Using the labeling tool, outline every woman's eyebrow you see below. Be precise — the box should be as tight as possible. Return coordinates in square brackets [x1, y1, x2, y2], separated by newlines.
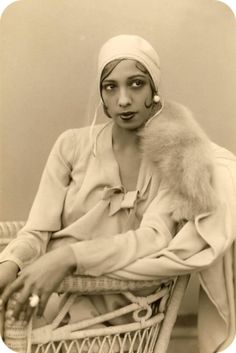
[102, 79, 116, 83]
[103, 74, 147, 83]
[128, 74, 147, 79]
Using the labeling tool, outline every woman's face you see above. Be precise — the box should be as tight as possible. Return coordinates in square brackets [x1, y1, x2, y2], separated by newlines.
[101, 60, 154, 130]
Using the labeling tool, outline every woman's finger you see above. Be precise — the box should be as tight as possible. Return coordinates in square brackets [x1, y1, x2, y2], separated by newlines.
[0, 276, 24, 306]
[1, 276, 36, 321]
[25, 292, 50, 322]
[25, 301, 36, 322]
[11, 284, 40, 320]
[4, 295, 26, 325]
[11, 294, 29, 320]
[6, 301, 28, 324]
[37, 292, 51, 317]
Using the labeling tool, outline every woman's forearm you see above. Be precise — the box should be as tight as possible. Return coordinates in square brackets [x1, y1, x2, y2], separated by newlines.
[49, 245, 77, 274]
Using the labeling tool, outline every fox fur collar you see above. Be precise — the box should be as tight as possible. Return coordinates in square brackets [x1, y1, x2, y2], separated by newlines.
[139, 100, 217, 221]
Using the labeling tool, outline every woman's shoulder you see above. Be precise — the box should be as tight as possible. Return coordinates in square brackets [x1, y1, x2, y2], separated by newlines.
[52, 124, 109, 163]
[55, 124, 108, 148]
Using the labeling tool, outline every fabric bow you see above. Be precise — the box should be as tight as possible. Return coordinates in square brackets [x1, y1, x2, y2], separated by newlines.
[101, 186, 139, 216]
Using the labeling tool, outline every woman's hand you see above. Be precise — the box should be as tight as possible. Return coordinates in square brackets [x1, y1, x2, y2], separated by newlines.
[0, 246, 76, 323]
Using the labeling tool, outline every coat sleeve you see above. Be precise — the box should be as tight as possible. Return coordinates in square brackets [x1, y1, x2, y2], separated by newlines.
[110, 156, 236, 280]
[0, 130, 75, 270]
[69, 185, 177, 276]
[70, 155, 236, 280]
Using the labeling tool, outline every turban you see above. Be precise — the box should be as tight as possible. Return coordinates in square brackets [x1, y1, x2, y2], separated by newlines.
[98, 34, 161, 91]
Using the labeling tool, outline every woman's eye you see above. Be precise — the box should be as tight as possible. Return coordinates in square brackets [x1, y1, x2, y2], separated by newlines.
[131, 80, 144, 88]
[103, 84, 116, 91]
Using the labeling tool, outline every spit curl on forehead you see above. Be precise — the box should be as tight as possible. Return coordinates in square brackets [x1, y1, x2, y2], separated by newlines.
[100, 59, 160, 118]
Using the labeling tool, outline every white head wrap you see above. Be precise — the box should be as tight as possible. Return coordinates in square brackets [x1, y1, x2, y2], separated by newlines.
[98, 34, 161, 92]
[90, 35, 162, 155]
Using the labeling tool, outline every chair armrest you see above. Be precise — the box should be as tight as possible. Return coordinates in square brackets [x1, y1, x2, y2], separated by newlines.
[0, 221, 25, 251]
[58, 275, 166, 294]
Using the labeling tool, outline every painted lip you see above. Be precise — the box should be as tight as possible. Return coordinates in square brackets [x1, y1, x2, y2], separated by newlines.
[119, 111, 137, 120]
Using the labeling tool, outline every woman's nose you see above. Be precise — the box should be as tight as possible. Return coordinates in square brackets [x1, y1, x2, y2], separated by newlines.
[118, 88, 131, 107]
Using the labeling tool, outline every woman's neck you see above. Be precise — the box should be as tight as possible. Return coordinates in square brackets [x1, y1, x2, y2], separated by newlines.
[112, 124, 139, 151]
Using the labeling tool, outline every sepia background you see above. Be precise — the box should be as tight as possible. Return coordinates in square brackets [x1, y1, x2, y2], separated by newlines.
[1, 0, 236, 315]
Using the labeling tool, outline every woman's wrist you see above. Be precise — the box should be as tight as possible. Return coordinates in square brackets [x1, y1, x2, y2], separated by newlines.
[1, 260, 20, 273]
[55, 246, 77, 273]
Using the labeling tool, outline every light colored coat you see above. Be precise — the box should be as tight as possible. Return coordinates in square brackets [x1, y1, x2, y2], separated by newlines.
[127, 100, 236, 353]
[1, 100, 236, 352]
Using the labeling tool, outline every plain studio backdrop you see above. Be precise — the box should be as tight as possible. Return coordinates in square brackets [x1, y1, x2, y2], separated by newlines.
[0, 0, 236, 316]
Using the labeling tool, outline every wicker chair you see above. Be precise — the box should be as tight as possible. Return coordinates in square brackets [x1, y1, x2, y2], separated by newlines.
[0, 221, 189, 353]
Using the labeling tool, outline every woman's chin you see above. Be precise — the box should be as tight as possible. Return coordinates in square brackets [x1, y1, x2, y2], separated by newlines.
[114, 117, 145, 131]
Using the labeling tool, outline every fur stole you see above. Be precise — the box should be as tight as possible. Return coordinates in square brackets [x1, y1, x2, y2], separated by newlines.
[139, 101, 217, 221]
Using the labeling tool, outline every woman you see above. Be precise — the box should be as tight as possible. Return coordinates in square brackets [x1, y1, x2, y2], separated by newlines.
[0, 34, 236, 353]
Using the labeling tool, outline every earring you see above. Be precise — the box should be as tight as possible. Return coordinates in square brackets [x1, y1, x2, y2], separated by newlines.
[153, 95, 160, 103]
